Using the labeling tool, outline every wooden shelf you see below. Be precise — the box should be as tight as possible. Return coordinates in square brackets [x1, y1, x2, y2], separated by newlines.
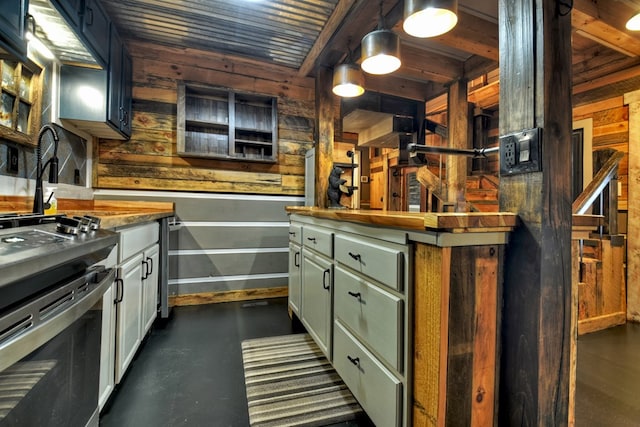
[236, 139, 273, 146]
[177, 82, 277, 162]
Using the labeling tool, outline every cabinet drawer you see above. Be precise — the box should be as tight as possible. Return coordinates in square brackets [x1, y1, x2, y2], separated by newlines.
[288, 223, 302, 245]
[303, 225, 333, 258]
[333, 322, 402, 427]
[334, 267, 403, 371]
[334, 233, 404, 291]
[118, 222, 159, 262]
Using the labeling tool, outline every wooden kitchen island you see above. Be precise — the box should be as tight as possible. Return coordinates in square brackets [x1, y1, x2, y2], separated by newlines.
[286, 207, 517, 427]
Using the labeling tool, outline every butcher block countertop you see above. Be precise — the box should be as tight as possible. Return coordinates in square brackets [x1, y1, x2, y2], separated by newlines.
[60, 200, 174, 229]
[0, 197, 174, 229]
[285, 206, 518, 233]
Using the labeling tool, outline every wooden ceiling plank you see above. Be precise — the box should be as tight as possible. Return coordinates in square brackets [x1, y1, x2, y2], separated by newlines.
[398, 45, 464, 83]
[298, 0, 359, 77]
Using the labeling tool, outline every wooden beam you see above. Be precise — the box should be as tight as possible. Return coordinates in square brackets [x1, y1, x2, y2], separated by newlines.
[315, 67, 335, 208]
[393, 10, 499, 61]
[624, 89, 640, 321]
[572, 0, 640, 57]
[573, 64, 640, 95]
[498, 0, 573, 425]
[447, 79, 470, 210]
[298, 0, 358, 77]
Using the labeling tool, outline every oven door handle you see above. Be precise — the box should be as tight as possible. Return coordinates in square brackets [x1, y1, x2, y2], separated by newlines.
[0, 266, 116, 372]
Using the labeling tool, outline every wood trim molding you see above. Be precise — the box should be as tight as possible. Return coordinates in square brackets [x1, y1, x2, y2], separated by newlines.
[169, 286, 288, 306]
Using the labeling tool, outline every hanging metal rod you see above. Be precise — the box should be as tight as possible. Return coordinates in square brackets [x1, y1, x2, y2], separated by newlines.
[407, 143, 500, 158]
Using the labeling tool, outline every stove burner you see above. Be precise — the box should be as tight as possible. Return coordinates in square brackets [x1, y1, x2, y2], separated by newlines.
[56, 217, 81, 235]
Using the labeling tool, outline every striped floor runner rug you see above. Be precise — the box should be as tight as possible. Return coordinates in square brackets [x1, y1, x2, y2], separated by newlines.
[241, 333, 363, 427]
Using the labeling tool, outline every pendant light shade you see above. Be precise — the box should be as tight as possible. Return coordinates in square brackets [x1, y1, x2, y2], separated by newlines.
[332, 63, 365, 97]
[403, 0, 458, 38]
[627, 12, 640, 31]
[360, 29, 401, 75]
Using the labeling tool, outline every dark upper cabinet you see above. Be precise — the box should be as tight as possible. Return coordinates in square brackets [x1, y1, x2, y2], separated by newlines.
[51, 0, 110, 66]
[51, 0, 82, 30]
[59, 23, 132, 139]
[0, 0, 29, 60]
[82, 0, 110, 65]
[107, 26, 132, 137]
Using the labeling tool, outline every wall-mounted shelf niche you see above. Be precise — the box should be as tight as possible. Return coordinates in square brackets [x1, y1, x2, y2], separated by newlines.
[177, 83, 278, 162]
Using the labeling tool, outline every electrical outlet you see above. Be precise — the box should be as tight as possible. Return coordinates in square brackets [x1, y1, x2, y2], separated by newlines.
[503, 139, 516, 169]
[8, 146, 19, 174]
[499, 128, 542, 176]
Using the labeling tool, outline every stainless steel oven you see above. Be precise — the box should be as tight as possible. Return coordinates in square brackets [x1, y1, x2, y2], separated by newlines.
[0, 214, 117, 427]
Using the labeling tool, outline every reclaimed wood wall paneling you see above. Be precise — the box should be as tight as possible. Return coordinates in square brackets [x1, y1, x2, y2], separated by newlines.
[96, 41, 315, 195]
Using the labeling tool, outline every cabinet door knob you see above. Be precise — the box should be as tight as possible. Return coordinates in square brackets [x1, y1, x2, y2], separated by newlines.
[146, 256, 153, 276]
[348, 291, 361, 300]
[347, 355, 360, 366]
[294, 251, 300, 268]
[348, 252, 361, 261]
[322, 268, 330, 290]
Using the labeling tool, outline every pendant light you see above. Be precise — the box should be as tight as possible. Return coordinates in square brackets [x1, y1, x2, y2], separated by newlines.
[333, 63, 365, 97]
[333, 41, 365, 97]
[403, 0, 459, 38]
[627, 12, 640, 31]
[360, 2, 401, 75]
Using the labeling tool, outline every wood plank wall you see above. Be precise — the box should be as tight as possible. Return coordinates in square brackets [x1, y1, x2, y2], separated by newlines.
[94, 41, 316, 195]
[573, 96, 629, 210]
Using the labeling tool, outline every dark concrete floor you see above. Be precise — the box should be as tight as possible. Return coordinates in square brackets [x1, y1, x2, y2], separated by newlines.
[100, 299, 640, 426]
[100, 298, 294, 427]
[575, 322, 640, 426]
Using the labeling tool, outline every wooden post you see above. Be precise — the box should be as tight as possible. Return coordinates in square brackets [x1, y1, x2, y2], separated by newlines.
[447, 79, 470, 211]
[498, 0, 573, 425]
[315, 67, 334, 208]
[624, 89, 640, 320]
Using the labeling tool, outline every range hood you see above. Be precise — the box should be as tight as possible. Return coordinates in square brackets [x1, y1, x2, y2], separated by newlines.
[29, 0, 98, 66]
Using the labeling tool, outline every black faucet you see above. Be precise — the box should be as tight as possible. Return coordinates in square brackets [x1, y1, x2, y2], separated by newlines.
[32, 124, 60, 214]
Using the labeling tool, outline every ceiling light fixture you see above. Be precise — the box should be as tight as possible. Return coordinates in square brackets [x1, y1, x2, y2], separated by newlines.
[333, 64, 365, 98]
[627, 12, 640, 31]
[360, 2, 401, 75]
[333, 41, 365, 98]
[403, 0, 458, 38]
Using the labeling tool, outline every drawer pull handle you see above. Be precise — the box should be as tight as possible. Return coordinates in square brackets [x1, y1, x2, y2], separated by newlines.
[348, 252, 361, 261]
[322, 268, 331, 290]
[348, 291, 361, 300]
[307, 237, 316, 243]
[294, 251, 300, 267]
[289, 231, 296, 236]
[347, 355, 360, 366]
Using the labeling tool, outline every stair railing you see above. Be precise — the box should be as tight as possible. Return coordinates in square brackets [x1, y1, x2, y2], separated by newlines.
[572, 150, 624, 235]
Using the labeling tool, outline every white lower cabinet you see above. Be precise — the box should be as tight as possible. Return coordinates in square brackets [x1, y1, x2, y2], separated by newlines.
[288, 214, 409, 426]
[114, 221, 160, 384]
[301, 248, 332, 359]
[115, 252, 144, 382]
[141, 243, 159, 335]
[333, 322, 402, 427]
[288, 243, 302, 315]
[98, 266, 117, 410]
